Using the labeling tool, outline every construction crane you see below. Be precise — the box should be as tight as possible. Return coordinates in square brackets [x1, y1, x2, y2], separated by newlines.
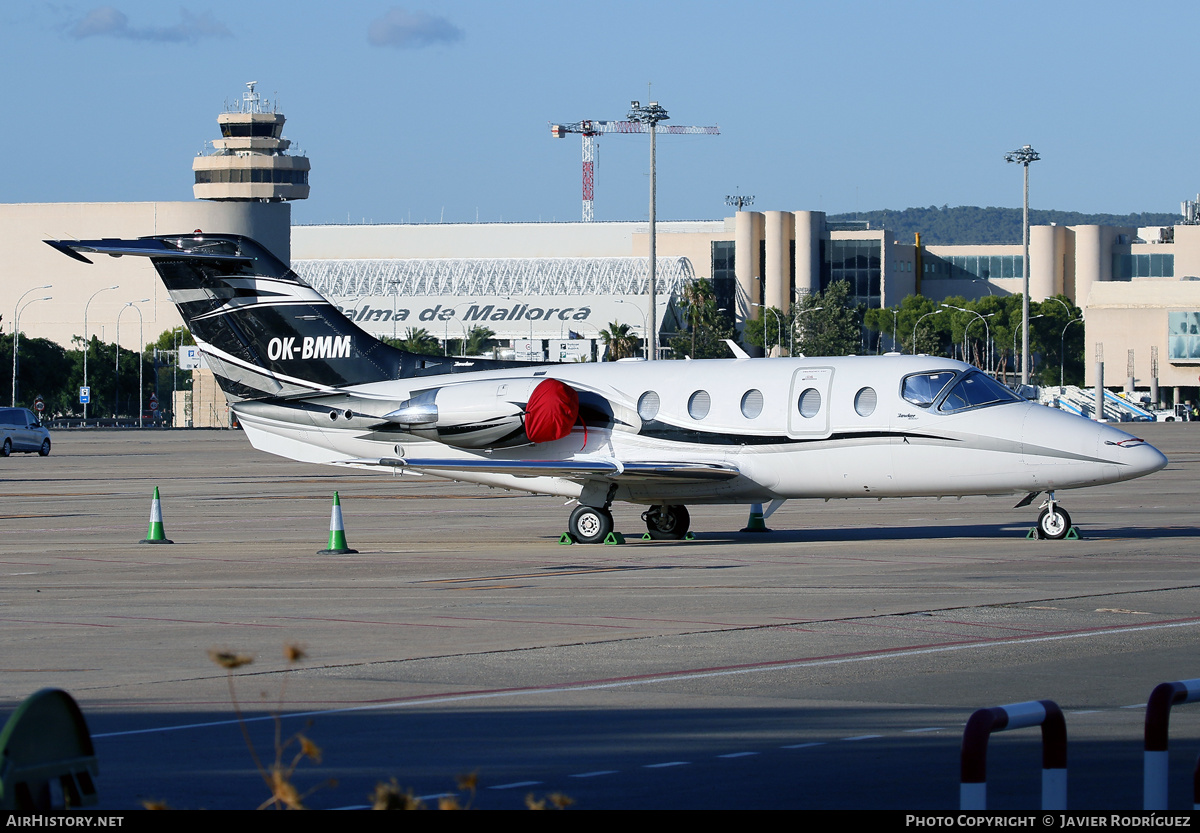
[551, 118, 719, 222]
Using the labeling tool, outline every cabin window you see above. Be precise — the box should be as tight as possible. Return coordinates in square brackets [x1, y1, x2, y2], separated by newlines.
[937, 371, 1022, 413]
[901, 371, 956, 408]
[637, 391, 660, 420]
[688, 391, 711, 420]
[797, 388, 822, 418]
[740, 389, 764, 419]
[854, 387, 877, 417]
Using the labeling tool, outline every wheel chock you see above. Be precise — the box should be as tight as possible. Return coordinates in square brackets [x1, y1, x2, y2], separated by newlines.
[603, 531, 626, 545]
[641, 531, 696, 541]
[1026, 526, 1081, 540]
[558, 532, 575, 545]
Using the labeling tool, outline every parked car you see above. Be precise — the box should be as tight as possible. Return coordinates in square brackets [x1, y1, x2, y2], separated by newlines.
[0, 408, 51, 456]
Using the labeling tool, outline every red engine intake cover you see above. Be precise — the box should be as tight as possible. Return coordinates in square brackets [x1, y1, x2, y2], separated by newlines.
[524, 378, 579, 444]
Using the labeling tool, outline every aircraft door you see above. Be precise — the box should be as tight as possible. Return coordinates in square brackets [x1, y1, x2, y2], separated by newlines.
[787, 367, 834, 438]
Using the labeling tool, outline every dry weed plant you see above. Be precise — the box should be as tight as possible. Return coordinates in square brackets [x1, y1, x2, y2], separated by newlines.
[369, 770, 572, 811]
[206, 642, 334, 810]
[525, 792, 575, 810]
[141, 643, 573, 810]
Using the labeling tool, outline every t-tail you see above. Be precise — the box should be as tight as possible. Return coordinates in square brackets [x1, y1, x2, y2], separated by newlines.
[46, 233, 524, 402]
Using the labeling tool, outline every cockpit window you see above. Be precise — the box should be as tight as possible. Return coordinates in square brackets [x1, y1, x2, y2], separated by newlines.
[937, 371, 1022, 413]
[901, 371, 956, 407]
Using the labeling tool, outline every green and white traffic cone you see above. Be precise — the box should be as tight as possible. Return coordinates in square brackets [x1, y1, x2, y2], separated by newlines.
[740, 502, 771, 533]
[140, 486, 174, 544]
[318, 491, 358, 554]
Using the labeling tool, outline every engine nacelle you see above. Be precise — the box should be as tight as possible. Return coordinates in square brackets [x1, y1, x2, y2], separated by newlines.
[384, 377, 574, 449]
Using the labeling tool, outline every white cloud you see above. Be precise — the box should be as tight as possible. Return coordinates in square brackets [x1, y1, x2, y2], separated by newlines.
[69, 6, 231, 44]
[368, 8, 463, 49]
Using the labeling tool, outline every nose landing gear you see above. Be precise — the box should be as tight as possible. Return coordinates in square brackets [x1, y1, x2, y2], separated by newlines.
[1035, 492, 1074, 540]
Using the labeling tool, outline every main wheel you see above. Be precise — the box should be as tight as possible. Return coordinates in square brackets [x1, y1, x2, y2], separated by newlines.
[1, 439, 10, 457]
[1037, 505, 1072, 540]
[569, 505, 613, 544]
[643, 504, 691, 540]
[39, 439, 50, 457]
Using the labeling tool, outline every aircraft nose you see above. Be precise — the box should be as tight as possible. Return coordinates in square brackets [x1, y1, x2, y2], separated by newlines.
[1099, 427, 1168, 481]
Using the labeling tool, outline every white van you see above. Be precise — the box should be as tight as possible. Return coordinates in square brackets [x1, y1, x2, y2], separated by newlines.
[0, 408, 51, 456]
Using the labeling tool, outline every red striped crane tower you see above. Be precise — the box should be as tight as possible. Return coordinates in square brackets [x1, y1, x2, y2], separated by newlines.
[550, 118, 719, 222]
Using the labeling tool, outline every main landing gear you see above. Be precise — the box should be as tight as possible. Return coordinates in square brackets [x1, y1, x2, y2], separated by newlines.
[1036, 492, 1073, 540]
[568, 504, 614, 544]
[642, 504, 691, 540]
[565, 503, 692, 543]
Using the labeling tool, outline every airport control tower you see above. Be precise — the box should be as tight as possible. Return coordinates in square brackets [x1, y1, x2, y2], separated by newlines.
[192, 82, 310, 202]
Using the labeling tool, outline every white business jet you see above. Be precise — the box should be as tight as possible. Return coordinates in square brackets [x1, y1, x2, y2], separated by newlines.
[47, 234, 1167, 542]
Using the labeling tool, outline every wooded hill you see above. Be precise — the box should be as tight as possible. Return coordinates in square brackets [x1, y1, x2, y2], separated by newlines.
[826, 206, 1182, 245]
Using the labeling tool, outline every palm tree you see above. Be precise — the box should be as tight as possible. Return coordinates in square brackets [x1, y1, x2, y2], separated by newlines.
[464, 326, 495, 356]
[396, 327, 439, 355]
[679, 279, 716, 359]
[599, 322, 641, 361]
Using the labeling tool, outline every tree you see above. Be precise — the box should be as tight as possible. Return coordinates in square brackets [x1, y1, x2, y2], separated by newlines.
[740, 311, 780, 353]
[389, 327, 440, 355]
[465, 325, 496, 356]
[669, 279, 736, 359]
[793, 281, 863, 357]
[0, 334, 73, 413]
[599, 322, 641, 361]
[1031, 295, 1085, 386]
[742, 283, 864, 357]
[150, 327, 195, 351]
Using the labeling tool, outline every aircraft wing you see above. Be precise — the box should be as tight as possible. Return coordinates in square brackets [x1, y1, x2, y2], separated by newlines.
[339, 457, 740, 482]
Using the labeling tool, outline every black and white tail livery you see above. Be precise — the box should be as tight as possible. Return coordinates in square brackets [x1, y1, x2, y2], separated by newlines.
[48, 232, 1166, 544]
[46, 233, 517, 402]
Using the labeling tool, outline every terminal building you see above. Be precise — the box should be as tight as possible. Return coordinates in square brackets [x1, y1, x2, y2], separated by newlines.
[2, 84, 1199, 418]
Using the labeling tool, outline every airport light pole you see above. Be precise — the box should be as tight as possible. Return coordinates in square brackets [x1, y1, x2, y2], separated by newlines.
[725, 192, 754, 211]
[628, 99, 669, 362]
[116, 300, 148, 421]
[911, 308, 944, 355]
[615, 299, 648, 359]
[753, 303, 783, 356]
[388, 280, 400, 341]
[1005, 144, 1040, 386]
[439, 301, 474, 356]
[942, 304, 994, 370]
[12, 294, 51, 407]
[1014, 314, 1044, 380]
[1045, 295, 1075, 320]
[1061, 317, 1082, 388]
[83, 285, 119, 421]
[13, 284, 51, 396]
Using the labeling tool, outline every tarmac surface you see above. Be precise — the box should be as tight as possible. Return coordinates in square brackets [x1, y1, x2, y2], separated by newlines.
[1, 423, 1199, 810]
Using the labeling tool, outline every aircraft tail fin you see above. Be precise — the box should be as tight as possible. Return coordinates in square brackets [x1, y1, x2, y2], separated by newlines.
[46, 233, 520, 401]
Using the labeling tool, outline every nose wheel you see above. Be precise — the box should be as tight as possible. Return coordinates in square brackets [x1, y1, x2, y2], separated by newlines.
[1035, 494, 1073, 540]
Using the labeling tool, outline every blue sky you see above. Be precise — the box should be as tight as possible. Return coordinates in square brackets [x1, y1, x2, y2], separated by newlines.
[3, 1, 1197, 226]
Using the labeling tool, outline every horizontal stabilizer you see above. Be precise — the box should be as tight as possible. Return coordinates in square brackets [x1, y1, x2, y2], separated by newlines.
[44, 237, 254, 264]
